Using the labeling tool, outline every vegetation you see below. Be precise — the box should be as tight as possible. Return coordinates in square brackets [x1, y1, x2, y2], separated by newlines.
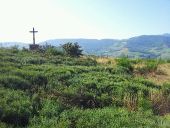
[62, 42, 83, 57]
[0, 46, 170, 128]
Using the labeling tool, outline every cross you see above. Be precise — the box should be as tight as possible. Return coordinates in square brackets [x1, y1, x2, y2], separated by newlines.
[29, 27, 38, 45]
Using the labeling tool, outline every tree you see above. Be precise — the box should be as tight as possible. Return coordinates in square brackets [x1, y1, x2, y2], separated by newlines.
[62, 42, 83, 57]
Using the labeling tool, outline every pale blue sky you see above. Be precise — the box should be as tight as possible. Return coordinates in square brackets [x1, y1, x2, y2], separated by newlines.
[0, 0, 170, 43]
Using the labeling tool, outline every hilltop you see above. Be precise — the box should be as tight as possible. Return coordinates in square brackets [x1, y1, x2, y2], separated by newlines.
[0, 47, 170, 127]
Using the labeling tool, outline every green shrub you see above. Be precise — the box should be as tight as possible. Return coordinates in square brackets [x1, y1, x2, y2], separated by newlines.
[29, 99, 65, 128]
[57, 107, 161, 128]
[40, 99, 65, 118]
[74, 58, 97, 66]
[145, 60, 159, 72]
[11, 46, 19, 53]
[136, 60, 160, 74]
[0, 88, 32, 126]
[29, 116, 59, 128]
[138, 99, 152, 111]
[0, 122, 13, 128]
[134, 78, 160, 89]
[116, 58, 133, 73]
[112, 66, 130, 74]
[0, 75, 31, 90]
[21, 57, 46, 65]
[2, 56, 20, 63]
[162, 83, 170, 96]
[31, 93, 43, 116]
[167, 59, 170, 63]
[62, 42, 83, 57]
[45, 47, 64, 56]
[14, 70, 48, 89]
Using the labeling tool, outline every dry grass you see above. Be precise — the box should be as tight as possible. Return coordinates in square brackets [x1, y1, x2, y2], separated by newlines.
[151, 91, 170, 115]
[96, 57, 170, 85]
[96, 57, 116, 66]
[133, 61, 170, 85]
[146, 64, 170, 85]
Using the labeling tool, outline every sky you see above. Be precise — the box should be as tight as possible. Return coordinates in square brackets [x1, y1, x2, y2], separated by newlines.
[0, 0, 170, 43]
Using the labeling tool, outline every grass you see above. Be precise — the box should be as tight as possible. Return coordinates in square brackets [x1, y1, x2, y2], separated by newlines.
[143, 64, 170, 85]
[0, 48, 170, 127]
[96, 57, 116, 66]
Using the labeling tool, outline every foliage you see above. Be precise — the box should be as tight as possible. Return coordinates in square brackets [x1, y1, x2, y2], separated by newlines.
[0, 48, 170, 127]
[45, 47, 64, 56]
[57, 107, 163, 128]
[62, 42, 83, 57]
[0, 75, 31, 90]
[0, 88, 32, 127]
[116, 57, 133, 73]
[136, 59, 160, 74]
[29, 99, 65, 128]
[162, 83, 170, 96]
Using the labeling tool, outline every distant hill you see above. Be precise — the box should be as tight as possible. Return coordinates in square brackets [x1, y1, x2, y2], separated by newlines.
[0, 42, 29, 48]
[41, 34, 170, 58]
[1, 34, 170, 58]
[40, 39, 120, 55]
[125, 35, 170, 58]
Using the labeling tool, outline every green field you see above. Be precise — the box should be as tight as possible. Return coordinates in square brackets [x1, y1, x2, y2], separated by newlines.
[0, 47, 170, 128]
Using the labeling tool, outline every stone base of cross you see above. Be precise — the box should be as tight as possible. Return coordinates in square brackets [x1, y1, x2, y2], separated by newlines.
[29, 44, 39, 50]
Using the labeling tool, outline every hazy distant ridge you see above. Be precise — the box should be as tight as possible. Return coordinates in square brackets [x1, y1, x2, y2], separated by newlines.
[1, 34, 170, 58]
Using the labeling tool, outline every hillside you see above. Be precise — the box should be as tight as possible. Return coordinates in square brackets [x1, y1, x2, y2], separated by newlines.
[126, 35, 170, 58]
[1, 34, 170, 59]
[41, 34, 170, 58]
[41, 39, 120, 55]
[0, 42, 28, 48]
[0, 47, 170, 127]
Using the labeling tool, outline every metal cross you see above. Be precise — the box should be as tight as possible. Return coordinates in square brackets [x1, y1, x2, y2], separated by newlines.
[29, 27, 38, 45]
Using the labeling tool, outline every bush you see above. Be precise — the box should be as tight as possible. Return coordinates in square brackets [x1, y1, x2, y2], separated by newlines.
[162, 83, 170, 96]
[40, 99, 65, 118]
[0, 88, 32, 126]
[31, 93, 43, 116]
[10, 46, 19, 53]
[29, 99, 65, 128]
[21, 57, 46, 65]
[136, 60, 159, 74]
[74, 58, 97, 66]
[57, 107, 160, 128]
[167, 59, 170, 63]
[29, 116, 58, 128]
[45, 47, 64, 56]
[14, 70, 48, 89]
[62, 42, 83, 57]
[0, 122, 13, 128]
[145, 60, 159, 72]
[116, 58, 133, 73]
[0, 75, 31, 90]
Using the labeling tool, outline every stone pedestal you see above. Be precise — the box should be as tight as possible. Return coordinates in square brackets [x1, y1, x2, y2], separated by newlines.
[29, 44, 39, 50]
